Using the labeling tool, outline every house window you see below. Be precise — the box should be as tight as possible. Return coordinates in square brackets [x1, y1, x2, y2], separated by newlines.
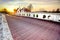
[36, 14, 38, 17]
[33, 14, 35, 17]
[43, 15, 46, 18]
[58, 20, 60, 21]
[48, 15, 50, 19]
[27, 14, 28, 16]
[29, 14, 30, 16]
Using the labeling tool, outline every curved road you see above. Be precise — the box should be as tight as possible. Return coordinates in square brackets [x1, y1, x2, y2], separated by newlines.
[6, 15, 60, 40]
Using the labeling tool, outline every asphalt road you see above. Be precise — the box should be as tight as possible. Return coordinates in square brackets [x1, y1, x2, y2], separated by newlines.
[6, 15, 60, 40]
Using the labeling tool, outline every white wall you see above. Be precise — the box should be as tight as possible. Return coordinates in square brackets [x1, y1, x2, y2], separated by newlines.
[16, 11, 60, 22]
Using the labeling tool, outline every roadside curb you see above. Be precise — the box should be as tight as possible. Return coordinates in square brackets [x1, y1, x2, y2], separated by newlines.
[0, 13, 3, 40]
[2, 14, 13, 40]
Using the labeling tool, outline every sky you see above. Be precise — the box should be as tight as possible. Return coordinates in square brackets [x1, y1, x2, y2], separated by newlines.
[0, 0, 60, 12]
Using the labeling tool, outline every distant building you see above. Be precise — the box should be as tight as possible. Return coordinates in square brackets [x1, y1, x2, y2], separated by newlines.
[16, 7, 31, 13]
[21, 7, 31, 12]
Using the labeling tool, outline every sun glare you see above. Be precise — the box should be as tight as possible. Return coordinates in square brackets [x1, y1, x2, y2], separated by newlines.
[7, 8, 14, 12]
[5, 6, 18, 12]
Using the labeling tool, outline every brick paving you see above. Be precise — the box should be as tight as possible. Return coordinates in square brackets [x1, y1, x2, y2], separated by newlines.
[6, 15, 60, 40]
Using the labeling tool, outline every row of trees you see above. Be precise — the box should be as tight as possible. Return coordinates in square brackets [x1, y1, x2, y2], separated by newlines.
[40, 8, 60, 13]
[26, 4, 60, 13]
[52, 8, 60, 13]
[22, 4, 60, 13]
[0, 8, 8, 14]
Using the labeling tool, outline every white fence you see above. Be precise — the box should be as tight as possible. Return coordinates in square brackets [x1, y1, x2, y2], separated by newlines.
[16, 12, 60, 22]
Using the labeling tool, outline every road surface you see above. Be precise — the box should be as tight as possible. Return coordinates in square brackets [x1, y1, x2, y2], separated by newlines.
[6, 15, 60, 40]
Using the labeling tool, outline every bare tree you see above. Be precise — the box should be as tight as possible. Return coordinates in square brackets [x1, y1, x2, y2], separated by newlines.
[56, 8, 60, 13]
[27, 4, 33, 12]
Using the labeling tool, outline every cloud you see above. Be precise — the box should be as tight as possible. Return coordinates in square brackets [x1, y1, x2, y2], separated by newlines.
[0, 0, 60, 8]
[0, 0, 25, 4]
[2, 0, 59, 5]
[26, 0, 60, 2]
[0, 0, 60, 5]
